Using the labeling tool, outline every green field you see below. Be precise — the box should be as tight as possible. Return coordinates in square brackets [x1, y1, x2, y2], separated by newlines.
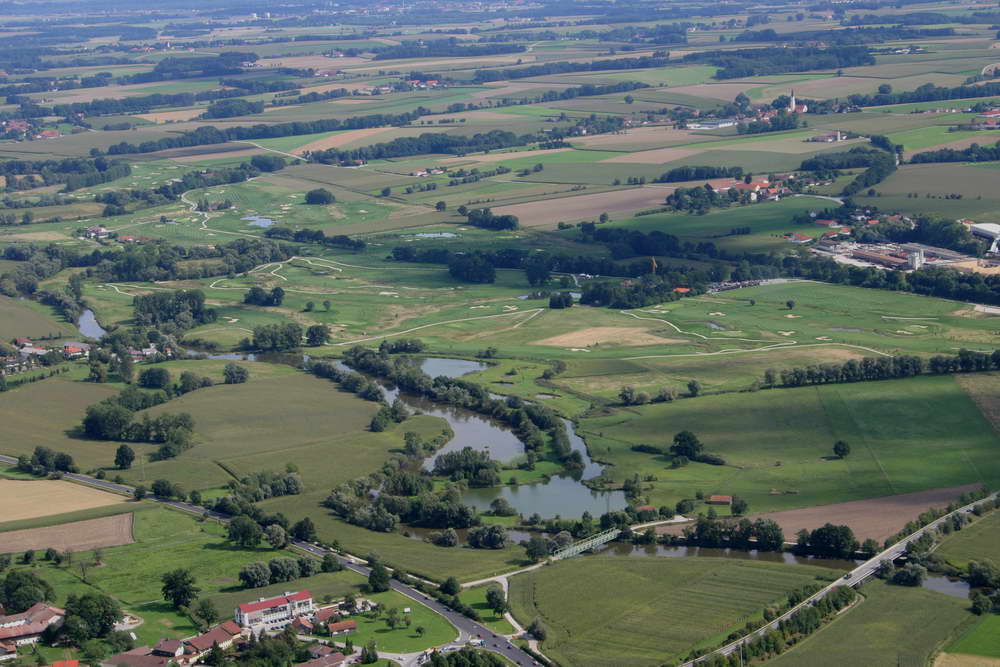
[936, 508, 1000, 568]
[946, 614, 1000, 659]
[769, 581, 973, 667]
[508, 556, 836, 666]
[0, 295, 77, 340]
[579, 373, 1000, 512]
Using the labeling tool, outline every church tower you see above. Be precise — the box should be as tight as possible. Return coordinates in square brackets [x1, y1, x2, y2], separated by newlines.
[788, 90, 796, 113]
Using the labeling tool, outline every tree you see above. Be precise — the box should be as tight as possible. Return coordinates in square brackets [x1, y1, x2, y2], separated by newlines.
[380, 187, 391, 197]
[133, 485, 147, 500]
[118, 355, 134, 384]
[360, 640, 378, 664]
[384, 607, 401, 630]
[524, 536, 549, 562]
[305, 188, 335, 205]
[528, 618, 547, 641]
[687, 379, 701, 397]
[161, 569, 199, 609]
[807, 524, 859, 559]
[786, 299, 796, 310]
[193, 599, 218, 627]
[114, 445, 135, 470]
[833, 440, 851, 459]
[304, 301, 314, 312]
[435, 201, 446, 211]
[290, 517, 316, 542]
[223, 363, 249, 384]
[238, 562, 271, 589]
[321, 553, 341, 573]
[670, 430, 703, 459]
[440, 576, 460, 596]
[323, 300, 332, 312]
[485, 587, 508, 616]
[264, 524, 288, 549]
[227, 516, 263, 548]
[63, 592, 122, 641]
[138, 367, 171, 390]
[368, 563, 391, 593]
[731, 497, 749, 515]
[306, 325, 330, 347]
[415, 626, 425, 637]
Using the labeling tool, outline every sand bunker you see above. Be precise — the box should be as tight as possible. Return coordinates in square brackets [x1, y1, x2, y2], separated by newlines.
[533, 327, 685, 347]
[778, 331, 796, 336]
[785, 314, 801, 319]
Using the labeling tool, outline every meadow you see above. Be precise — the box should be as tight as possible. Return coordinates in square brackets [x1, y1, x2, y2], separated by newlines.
[508, 556, 837, 666]
[769, 581, 973, 667]
[945, 614, 1000, 660]
[935, 508, 1000, 568]
[578, 373, 1000, 512]
[0, 295, 78, 339]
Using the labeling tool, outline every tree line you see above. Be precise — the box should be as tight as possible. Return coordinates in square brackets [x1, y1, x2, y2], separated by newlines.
[682, 45, 874, 79]
[373, 38, 525, 60]
[734, 25, 954, 45]
[470, 55, 670, 83]
[910, 138, 1000, 164]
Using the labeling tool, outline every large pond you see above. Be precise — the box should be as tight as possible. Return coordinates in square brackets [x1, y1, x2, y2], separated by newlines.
[77, 309, 107, 339]
[343, 357, 627, 518]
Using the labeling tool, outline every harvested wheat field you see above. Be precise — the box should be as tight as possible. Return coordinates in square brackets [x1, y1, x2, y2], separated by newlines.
[573, 126, 699, 149]
[0, 513, 135, 553]
[935, 654, 1000, 667]
[658, 483, 984, 543]
[603, 147, 701, 164]
[492, 186, 673, 228]
[533, 327, 685, 347]
[0, 479, 127, 522]
[259, 55, 369, 69]
[294, 127, 399, 154]
[442, 147, 573, 165]
[136, 109, 206, 123]
[172, 147, 266, 163]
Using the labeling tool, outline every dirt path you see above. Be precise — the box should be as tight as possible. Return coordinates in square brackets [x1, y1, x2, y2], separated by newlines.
[0, 513, 134, 552]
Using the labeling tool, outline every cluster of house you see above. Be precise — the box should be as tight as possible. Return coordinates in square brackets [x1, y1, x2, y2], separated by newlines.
[82, 226, 152, 244]
[0, 120, 60, 140]
[408, 167, 446, 177]
[93, 591, 374, 667]
[0, 603, 67, 661]
[704, 176, 793, 203]
[807, 130, 846, 143]
[2, 338, 92, 370]
[687, 92, 807, 130]
[969, 109, 1000, 130]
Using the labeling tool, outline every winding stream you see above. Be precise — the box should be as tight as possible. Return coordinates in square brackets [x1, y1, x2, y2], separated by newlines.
[341, 357, 626, 519]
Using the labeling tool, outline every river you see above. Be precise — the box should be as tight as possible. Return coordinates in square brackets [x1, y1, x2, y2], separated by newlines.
[76, 309, 107, 339]
[340, 356, 627, 519]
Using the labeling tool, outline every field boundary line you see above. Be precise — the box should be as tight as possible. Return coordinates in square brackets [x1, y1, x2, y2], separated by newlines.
[331, 308, 545, 346]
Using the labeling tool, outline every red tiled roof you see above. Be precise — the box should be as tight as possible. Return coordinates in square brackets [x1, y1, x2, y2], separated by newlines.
[0, 603, 64, 640]
[53, 661, 79, 667]
[298, 653, 346, 667]
[635, 505, 656, 512]
[186, 623, 241, 653]
[673, 287, 691, 294]
[708, 495, 733, 503]
[287, 591, 312, 602]
[327, 620, 357, 633]
[314, 607, 340, 623]
[238, 592, 305, 615]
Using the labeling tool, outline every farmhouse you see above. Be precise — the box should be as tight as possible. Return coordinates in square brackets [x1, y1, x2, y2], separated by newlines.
[0, 603, 65, 646]
[298, 653, 347, 667]
[235, 591, 314, 634]
[184, 620, 243, 656]
[0, 642, 15, 663]
[707, 495, 733, 505]
[326, 620, 357, 636]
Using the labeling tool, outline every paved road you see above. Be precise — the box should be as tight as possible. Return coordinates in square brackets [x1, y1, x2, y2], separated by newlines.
[0, 455, 539, 667]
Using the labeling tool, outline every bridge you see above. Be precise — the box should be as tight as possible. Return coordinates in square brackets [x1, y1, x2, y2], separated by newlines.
[550, 527, 621, 560]
[680, 491, 999, 666]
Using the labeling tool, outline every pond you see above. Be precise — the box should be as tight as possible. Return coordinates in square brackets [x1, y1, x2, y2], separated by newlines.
[411, 232, 458, 238]
[921, 574, 970, 599]
[77, 309, 107, 339]
[242, 215, 276, 228]
[342, 357, 627, 518]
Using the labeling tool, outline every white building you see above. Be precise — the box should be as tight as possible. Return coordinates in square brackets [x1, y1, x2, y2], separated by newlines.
[235, 591, 314, 634]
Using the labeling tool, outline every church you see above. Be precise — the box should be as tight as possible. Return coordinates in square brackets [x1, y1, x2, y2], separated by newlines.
[788, 91, 808, 114]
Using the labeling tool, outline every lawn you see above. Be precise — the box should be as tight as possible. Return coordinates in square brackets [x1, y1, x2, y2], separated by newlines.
[508, 556, 836, 666]
[946, 613, 1000, 659]
[579, 373, 1000, 512]
[459, 585, 516, 635]
[936, 508, 1000, 568]
[769, 581, 973, 667]
[328, 589, 458, 653]
[0, 295, 78, 340]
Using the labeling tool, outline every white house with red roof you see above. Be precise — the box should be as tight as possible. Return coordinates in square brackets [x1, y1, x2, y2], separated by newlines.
[0, 603, 65, 646]
[235, 591, 314, 634]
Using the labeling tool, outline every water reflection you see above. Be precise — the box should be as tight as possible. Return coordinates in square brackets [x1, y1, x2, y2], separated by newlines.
[921, 575, 971, 599]
[77, 309, 107, 339]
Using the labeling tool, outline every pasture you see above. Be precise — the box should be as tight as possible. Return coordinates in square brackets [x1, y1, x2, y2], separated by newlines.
[769, 581, 972, 667]
[936, 508, 1000, 568]
[508, 556, 836, 666]
[946, 614, 1000, 660]
[579, 374, 1000, 512]
[0, 295, 77, 339]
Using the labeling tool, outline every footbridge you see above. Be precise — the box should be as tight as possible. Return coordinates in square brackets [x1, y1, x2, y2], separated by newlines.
[550, 528, 621, 560]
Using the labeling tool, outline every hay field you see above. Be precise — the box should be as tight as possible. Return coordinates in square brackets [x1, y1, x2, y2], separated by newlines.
[533, 327, 686, 347]
[509, 556, 836, 666]
[135, 108, 206, 123]
[0, 513, 134, 553]
[603, 147, 702, 164]
[0, 479, 127, 522]
[491, 186, 672, 227]
[0, 295, 75, 339]
[769, 581, 971, 667]
[294, 126, 401, 154]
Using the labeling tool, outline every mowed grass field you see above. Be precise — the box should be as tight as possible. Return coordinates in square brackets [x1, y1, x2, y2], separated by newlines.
[946, 614, 1000, 660]
[936, 508, 1000, 568]
[508, 556, 836, 666]
[769, 581, 973, 667]
[0, 295, 77, 339]
[579, 373, 1000, 513]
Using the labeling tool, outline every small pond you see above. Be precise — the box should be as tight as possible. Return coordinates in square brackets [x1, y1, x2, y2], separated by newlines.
[412, 232, 458, 238]
[921, 575, 971, 599]
[77, 309, 107, 339]
[242, 215, 276, 228]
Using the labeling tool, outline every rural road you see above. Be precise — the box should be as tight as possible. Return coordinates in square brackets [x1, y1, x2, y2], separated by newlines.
[0, 455, 540, 667]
